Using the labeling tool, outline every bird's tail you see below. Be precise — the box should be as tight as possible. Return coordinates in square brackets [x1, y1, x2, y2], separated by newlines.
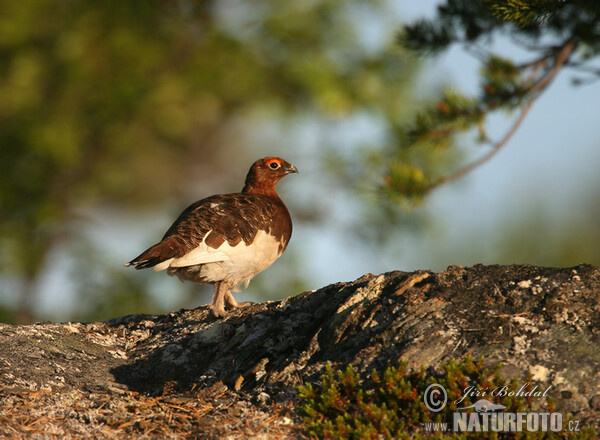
[124, 239, 179, 270]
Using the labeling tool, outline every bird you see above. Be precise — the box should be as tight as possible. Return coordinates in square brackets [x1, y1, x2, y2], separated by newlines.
[125, 157, 298, 318]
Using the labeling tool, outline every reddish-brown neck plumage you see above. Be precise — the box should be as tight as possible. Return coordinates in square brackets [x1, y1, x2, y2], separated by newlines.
[241, 157, 296, 197]
[242, 175, 281, 197]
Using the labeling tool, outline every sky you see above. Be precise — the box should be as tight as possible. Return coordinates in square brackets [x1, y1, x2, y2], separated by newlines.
[25, 0, 600, 318]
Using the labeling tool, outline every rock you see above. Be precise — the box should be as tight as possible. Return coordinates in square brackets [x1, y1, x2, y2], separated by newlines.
[1, 264, 599, 438]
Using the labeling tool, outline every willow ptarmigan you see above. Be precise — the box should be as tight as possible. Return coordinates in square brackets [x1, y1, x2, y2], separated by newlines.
[125, 157, 298, 318]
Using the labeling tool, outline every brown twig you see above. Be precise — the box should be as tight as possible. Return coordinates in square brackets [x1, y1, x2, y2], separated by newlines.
[431, 39, 577, 190]
[431, 100, 534, 189]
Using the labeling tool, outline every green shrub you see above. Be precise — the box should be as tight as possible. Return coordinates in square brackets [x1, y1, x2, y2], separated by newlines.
[298, 356, 596, 439]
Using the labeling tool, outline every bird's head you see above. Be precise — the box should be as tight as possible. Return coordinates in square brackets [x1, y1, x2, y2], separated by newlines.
[242, 157, 298, 196]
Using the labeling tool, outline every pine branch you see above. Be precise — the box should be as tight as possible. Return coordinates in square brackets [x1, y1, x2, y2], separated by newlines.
[391, 0, 600, 202]
[430, 100, 534, 189]
[430, 39, 577, 190]
[488, 0, 567, 27]
[527, 39, 577, 93]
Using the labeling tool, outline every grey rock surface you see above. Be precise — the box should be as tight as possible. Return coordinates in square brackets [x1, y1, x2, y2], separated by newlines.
[1, 264, 599, 438]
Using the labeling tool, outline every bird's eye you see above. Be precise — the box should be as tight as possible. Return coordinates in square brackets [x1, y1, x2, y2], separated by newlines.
[268, 161, 280, 169]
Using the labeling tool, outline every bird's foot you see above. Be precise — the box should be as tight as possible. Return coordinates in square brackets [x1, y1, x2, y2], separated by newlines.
[232, 300, 254, 309]
[208, 301, 253, 319]
[224, 290, 254, 310]
[208, 303, 228, 319]
[208, 283, 254, 318]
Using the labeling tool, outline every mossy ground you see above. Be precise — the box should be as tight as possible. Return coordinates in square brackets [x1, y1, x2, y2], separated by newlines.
[298, 356, 596, 439]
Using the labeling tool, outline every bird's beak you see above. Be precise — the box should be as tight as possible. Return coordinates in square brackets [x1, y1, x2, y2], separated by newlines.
[286, 164, 299, 174]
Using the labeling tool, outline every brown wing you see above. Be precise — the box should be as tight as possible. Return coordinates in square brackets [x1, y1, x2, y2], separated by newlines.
[125, 193, 292, 270]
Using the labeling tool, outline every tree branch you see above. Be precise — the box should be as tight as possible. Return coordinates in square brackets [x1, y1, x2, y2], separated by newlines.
[430, 39, 577, 190]
[430, 100, 534, 190]
[527, 39, 577, 94]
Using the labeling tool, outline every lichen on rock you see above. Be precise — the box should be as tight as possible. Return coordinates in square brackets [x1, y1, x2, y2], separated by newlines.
[0, 264, 599, 438]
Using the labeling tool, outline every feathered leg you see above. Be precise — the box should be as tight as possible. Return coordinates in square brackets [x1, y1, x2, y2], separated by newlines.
[209, 282, 229, 318]
[209, 282, 254, 317]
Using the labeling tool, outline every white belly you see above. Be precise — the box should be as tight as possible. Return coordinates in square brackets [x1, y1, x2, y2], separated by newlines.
[156, 230, 284, 288]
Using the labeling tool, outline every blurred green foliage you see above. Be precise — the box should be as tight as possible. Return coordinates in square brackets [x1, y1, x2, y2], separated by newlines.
[0, 0, 418, 322]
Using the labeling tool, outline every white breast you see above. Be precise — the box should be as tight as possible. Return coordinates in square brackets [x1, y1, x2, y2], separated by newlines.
[153, 230, 284, 288]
